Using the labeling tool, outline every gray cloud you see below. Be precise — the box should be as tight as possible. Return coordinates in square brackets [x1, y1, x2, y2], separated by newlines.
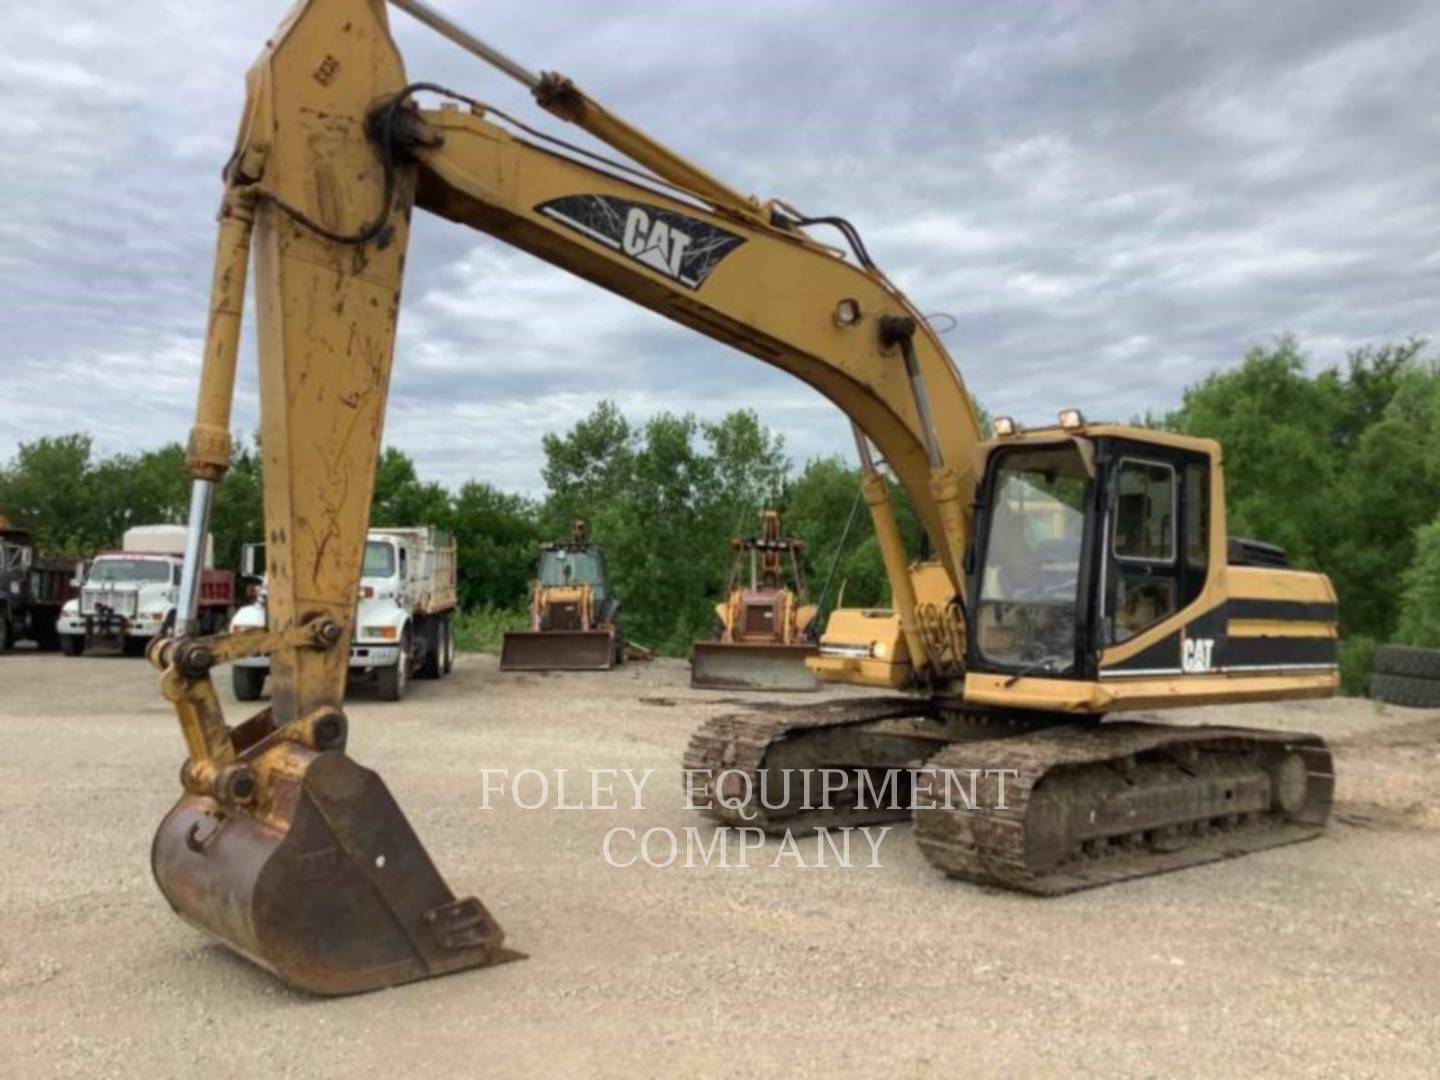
[2, 0, 1436, 492]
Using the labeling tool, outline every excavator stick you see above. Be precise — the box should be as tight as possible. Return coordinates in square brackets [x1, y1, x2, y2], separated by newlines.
[153, 0, 511, 994]
[689, 642, 819, 692]
[500, 628, 617, 671]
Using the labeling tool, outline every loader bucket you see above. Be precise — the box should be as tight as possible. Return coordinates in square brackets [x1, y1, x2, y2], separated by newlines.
[689, 642, 821, 692]
[152, 741, 513, 996]
[499, 629, 617, 671]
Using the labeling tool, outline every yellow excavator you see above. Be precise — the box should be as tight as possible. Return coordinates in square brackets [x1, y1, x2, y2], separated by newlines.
[152, 0, 1338, 995]
[500, 520, 623, 671]
[691, 510, 820, 692]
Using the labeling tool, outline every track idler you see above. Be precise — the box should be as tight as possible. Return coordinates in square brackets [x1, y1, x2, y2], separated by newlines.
[151, 695, 512, 994]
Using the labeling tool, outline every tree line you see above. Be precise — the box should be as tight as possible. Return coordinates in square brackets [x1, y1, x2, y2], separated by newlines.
[2, 336, 1436, 681]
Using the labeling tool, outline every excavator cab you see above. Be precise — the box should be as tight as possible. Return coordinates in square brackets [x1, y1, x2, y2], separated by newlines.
[968, 423, 1217, 683]
[965, 416, 1337, 713]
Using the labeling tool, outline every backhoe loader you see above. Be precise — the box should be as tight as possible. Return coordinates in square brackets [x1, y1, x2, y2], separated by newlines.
[153, 0, 1337, 995]
[500, 520, 623, 671]
[691, 510, 820, 692]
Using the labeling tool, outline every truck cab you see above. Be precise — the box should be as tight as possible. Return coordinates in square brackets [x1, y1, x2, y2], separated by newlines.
[230, 527, 457, 702]
[59, 553, 182, 656]
[0, 525, 78, 652]
[58, 526, 233, 657]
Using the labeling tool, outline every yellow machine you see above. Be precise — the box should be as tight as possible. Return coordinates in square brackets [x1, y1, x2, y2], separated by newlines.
[500, 520, 623, 671]
[153, 0, 1337, 995]
[691, 510, 820, 692]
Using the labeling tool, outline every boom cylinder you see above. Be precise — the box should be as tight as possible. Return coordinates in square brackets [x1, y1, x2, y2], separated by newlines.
[176, 190, 255, 637]
[186, 190, 255, 482]
[852, 425, 930, 677]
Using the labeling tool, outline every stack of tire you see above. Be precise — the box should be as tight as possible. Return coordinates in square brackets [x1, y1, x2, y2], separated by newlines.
[1370, 645, 1440, 708]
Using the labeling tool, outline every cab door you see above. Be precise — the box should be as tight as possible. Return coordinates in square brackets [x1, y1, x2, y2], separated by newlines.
[1099, 445, 1211, 652]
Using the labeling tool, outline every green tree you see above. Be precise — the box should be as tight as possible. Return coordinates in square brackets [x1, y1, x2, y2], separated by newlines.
[371, 447, 450, 528]
[782, 456, 922, 613]
[212, 439, 265, 572]
[539, 400, 634, 534]
[1396, 514, 1440, 648]
[0, 434, 99, 552]
[450, 481, 539, 609]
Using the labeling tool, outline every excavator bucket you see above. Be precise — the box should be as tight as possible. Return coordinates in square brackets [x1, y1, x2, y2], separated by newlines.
[499, 628, 617, 671]
[152, 740, 514, 996]
[689, 642, 820, 692]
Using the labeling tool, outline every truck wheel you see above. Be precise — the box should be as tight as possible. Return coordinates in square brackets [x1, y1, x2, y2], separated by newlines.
[123, 636, 148, 658]
[34, 614, 61, 652]
[441, 616, 454, 676]
[60, 634, 85, 657]
[1371, 671, 1440, 709]
[377, 629, 411, 701]
[0, 614, 12, 653]
[233, 665, 266, 702]
[1373, 644, 1440, 680]
[417, 617, 442, 680]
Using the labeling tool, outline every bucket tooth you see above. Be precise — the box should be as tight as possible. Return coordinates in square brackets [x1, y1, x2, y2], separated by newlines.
[152, 742, 514, 996]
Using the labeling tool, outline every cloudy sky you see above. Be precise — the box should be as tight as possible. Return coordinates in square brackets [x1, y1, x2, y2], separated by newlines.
[3, 0, 1437, 492]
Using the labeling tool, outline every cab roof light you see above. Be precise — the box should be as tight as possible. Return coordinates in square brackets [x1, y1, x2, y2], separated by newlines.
[1058, 408, 1086, 430]
[992, 415, 1018, 437]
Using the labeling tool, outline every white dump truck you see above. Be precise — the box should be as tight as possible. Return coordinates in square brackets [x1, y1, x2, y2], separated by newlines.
[230, 526, 458, 702]
[58, 525, 235, 657]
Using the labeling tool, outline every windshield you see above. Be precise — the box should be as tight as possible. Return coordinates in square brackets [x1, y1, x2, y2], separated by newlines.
[538, 549, 604, 590]
[976, 445, 1090, 673]
[362, 541, 397, 579]
[88, 558, 171, 584]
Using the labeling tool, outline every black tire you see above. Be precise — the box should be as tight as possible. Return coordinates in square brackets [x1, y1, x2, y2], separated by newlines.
[33, 613, 61, 652]
[0, 613, 13, 653]
[377, 629, 411, 701]
[441, 616, 454, 676]
[1372, 644, 1440, 680]
[233, 665, 266, 702]
[1370, 671, 1440, 709]
[123, 636, 148, 658]
[60, 634, 85, 657]
[417, 617, 442, 680]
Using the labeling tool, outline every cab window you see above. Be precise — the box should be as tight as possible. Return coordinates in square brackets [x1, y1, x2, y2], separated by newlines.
[1112, 460, 1175, 563]
[1108, 459, 1178, 643]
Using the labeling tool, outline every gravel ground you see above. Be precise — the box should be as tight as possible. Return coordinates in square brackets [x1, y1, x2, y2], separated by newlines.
[1, 648, 1437, 1078]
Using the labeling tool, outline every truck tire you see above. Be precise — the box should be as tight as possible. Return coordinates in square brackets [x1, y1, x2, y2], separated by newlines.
[60, 634, 85, 657]
[33, 613, 61, 652]
[123, 636, 148, 658]
[417, 616, 442, 680]
[377, 628, 411, 701]
[233, 665, 266, 702]
[0, 613, 12, 653]
[441, 616, 454, 676]
[1372, 644, 1440, 680]
[1370, 671, 1440, 709]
